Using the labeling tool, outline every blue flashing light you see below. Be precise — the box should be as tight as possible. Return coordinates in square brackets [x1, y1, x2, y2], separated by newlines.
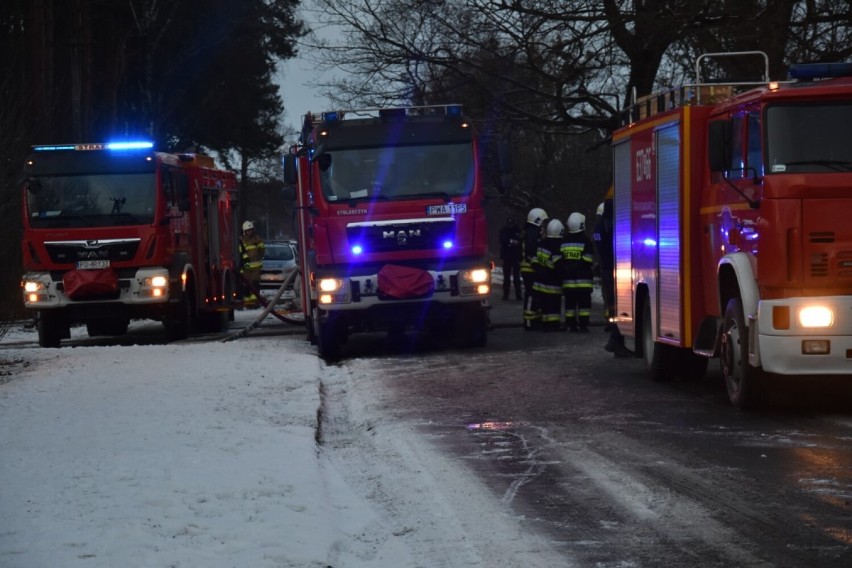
[442, 240, 454, 249]
[446, 105, 463, 117]
[643, 238, 657, 247]
[323, 111, 340, 123]
[106, 141, 154, 151]
[788, 62, 852, 80]
[351, 244, 364, 255]
[32, 144, 75, 152]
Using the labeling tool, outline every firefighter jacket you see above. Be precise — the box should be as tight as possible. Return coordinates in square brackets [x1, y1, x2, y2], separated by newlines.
[520, 223, 542, 274]
[531, 237, 564, 296]
[239, 232, 265, 279]
[560, 232, 595, 291]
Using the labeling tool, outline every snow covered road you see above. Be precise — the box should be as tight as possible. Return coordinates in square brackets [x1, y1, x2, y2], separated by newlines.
[0, 314, 562, 567]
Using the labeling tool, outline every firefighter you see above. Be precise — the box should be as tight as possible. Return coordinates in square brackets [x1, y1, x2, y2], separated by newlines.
[499, 217, 523, 301]
[532, 218, 565, 331]
[239, 220, 265, 308]
[593, 195, 632, 357]
[522, 207, 548, 329]
[561, 212, 595, 332]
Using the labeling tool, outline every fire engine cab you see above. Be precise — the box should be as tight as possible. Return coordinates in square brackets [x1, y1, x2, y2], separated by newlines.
[21, 142, 239, 347]
[612, 52, 852, 407]
[283, 105, 491, 360]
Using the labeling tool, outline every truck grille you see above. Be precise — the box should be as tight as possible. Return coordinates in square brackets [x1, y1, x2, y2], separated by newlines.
[347, 219, 456, 253]
[44, 238, 141, 264]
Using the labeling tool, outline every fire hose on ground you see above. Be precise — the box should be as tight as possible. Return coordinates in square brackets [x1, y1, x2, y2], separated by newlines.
[221, 268, 302, 342]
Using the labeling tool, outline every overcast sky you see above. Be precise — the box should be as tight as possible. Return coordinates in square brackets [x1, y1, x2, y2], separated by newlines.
[276, 0, 338, 137]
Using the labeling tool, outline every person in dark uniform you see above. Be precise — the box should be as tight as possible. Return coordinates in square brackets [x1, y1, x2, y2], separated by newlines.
[593, 195, 632, 357]
[561, 212, 595, 332]
[532, 219, 565, 331]
[499, 217, 523, 300]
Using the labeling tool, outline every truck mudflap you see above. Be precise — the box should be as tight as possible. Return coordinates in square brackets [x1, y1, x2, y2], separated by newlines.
[754, 296, 852, 375]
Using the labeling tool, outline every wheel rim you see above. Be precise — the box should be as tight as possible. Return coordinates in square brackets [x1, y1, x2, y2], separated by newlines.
[721, 317, 743, 396]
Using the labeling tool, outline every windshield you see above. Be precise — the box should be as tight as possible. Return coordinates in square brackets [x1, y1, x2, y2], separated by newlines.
[264, 243, 295, 261]
[766, 103, 852, 173]
[317, 142, 474, 202]
[26, 173, 157, 228]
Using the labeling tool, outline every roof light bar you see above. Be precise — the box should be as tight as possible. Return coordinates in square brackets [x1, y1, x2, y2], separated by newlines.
[788, 62, 852, 81]
[106, 141, 154, 150]
[31, 141, 154, 152]
[32, 145, 76, 152]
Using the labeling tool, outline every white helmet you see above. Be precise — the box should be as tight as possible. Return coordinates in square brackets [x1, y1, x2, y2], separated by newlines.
[596, 202, 605, 216]
[545, 219, 565, 239]
[526, 207, 548, 227]
[242, 220, 255, 232]
[567, 212, 585, 233]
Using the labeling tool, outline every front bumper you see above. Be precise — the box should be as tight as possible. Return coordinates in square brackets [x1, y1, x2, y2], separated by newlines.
[754, 295, 852, 375]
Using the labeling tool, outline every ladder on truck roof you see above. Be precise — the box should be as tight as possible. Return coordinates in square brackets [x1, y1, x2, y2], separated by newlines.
[622, 51, 771, 125]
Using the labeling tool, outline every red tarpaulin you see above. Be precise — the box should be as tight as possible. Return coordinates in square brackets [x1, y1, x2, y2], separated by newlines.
[377, 264, 434, 299]
[63, 269, 119, 300]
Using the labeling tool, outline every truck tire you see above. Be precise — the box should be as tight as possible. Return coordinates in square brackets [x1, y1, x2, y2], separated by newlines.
[308, 304, 318, 345]
[198, 307, 228, 333]
[720, 297, 764, 409]
[165, 291, 193, 341]
[641, 299, 676, 381]
[317, 318, 341, 361]
[37, 311, 64, 348]
[458, 308, 488, 348]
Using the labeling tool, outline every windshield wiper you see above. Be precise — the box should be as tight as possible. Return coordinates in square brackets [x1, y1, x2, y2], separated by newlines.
[784, 159, 852, 172]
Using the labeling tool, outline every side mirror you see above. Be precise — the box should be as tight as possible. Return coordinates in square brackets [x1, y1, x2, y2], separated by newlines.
[283, 155, 297, 185]
[708, 120, 731, 173]
[26, 178, 43, 193]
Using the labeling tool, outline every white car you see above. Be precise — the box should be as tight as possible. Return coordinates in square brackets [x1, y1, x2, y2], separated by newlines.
[259, 241, 298, 305]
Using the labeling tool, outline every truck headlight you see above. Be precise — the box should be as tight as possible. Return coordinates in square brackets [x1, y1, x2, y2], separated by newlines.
[318, 277, 350, 304]
[459, 268, 490, 296]
[799, 306, 833, 328]
[23, 280, 44, 293]
[22, 279, 48, 303]
[139, 272, 169, 298]
[461, 268, 489, 283]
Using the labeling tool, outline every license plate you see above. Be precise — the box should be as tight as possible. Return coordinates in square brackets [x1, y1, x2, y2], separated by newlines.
[76, 260, 110, 269]
[426, 203, 467, 215]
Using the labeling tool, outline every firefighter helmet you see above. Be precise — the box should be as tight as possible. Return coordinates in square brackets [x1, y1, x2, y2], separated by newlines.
[526, 207, 548, 227]
[596, 202, 605, 216]
[567, 212, 585, 233]
[242, 221, 254, 232]
[545, 219, 565, 239]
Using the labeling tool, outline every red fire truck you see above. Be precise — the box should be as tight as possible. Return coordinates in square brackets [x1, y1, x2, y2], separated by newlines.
[21, 141, 240, 347]
[612, 52, 852, 408]
[283, 105, 491, 360]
